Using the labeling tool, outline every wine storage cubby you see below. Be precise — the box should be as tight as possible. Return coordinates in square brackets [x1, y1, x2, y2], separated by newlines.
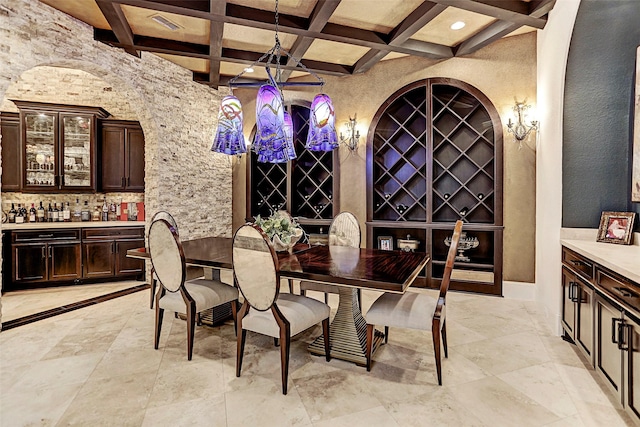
[367, 78, 503, 295]
[248, 103, 339, 226]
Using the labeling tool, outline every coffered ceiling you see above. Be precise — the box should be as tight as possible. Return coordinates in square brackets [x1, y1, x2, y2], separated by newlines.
[39, 0, 556, 88]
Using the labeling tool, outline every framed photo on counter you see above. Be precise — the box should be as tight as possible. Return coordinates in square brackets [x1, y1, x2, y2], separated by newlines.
[597, 211, 636, 245]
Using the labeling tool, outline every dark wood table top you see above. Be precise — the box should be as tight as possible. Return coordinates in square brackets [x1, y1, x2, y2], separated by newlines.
[128, 237, 429, 293]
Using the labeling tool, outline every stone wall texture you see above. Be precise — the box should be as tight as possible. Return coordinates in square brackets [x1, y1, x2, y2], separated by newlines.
[0, 0, 231, 325]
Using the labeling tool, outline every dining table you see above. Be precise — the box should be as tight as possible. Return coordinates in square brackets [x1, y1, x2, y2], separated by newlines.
[128, 236, 429, 366]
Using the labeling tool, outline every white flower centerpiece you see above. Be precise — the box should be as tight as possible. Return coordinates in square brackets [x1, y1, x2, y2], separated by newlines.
[254, 211, 304, 253]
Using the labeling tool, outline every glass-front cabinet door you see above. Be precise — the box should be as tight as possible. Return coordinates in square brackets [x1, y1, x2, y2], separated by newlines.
[15, 100, 109, 192]
[61, 114, 93, 188]
[24, 112, 57, 188]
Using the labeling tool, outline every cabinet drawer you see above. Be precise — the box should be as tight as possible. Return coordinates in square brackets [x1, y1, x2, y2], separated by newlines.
[12, 229, 80, 242]
[562, 247, 594, 281]
[83, 227, 144, 240]
[597, 269, 640, 316]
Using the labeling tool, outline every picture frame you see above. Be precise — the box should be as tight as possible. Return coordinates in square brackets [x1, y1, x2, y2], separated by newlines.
[377, 236, 393, 251]
[596, 211, 636, 245]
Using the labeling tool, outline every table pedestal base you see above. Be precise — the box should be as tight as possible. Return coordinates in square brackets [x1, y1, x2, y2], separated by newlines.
[308, 287, 384, 366]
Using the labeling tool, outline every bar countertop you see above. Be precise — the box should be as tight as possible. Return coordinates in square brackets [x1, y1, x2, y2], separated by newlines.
[561, 238, 640, 284]
[2, 221, 145, 230]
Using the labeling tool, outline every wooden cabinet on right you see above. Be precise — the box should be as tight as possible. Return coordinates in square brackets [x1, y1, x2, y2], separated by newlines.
[99, 120, 145, 192]
[82, 227, 145, 279]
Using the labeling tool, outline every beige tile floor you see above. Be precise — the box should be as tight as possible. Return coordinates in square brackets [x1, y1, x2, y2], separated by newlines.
[0, 285, 635, 427]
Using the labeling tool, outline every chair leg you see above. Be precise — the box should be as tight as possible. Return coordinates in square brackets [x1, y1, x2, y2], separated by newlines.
[287, 279, 293, 294]
[279, 325, 291, 395]
[442, 319, 448, 358]
[236, 329, 247, 377]
[187, 302, 196, 361]
[231, 300, 238, 337]
[196, 312, 202, 326]
[366, 323, 374, 371]
[150, 272, 157, 309]
[154, 306, 164, 350]
[236, 303, 249, 377]
[274, 338, 279, 347]
[432, 318, 442, 386]
[324, 292, 329, 304]
[384, 326, 389, 344]
[357, 289, 362, 309]
[322, 318, 331, 362]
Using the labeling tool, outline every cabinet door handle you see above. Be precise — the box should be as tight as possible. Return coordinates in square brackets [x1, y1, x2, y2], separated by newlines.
[42, 246, 46, 259]
[612, 318, 623, 344]
[571, 259, 592, 269]
[48, 246, 52, 258]
[569, 282, 578, 302]
[620, 323, 632, 351]
[61, 175, 65, 186]
[122, 177, 126, 187]
[38, 234, 54, 239]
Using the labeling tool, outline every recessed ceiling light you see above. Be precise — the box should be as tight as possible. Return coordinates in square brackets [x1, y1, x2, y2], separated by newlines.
[244, 67, 254, 73]
[150, 14, 181, 31]
[450, 21, 466, 30]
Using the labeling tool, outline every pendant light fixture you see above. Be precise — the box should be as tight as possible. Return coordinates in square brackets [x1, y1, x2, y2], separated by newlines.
[220, 0, 337, 163]
[211, 95, 246, 155]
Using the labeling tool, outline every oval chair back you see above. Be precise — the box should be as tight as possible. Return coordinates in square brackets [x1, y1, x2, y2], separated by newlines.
[329, 211, 360, 248]
[148, 218, 185, 293]
[151, 210, 179, 233]
[233, 223, 280, 311]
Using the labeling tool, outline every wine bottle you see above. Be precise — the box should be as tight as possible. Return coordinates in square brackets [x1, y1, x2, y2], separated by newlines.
[63, 202, 71, 222]
[47, 203, 53, 222]
[72, 198, 81, 222]
[81, 201, 90, 221]
[15, 204, 24, 224]
[102, 199, 109, 221]
[52, 203, 59, 222]
[37, 201, 45, 222]
[7, 203, 18, 222]
[29, 203, 36, 223]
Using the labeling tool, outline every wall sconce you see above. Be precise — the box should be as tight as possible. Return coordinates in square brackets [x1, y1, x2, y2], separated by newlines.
[507, 100, 538, 146]
[339, 114, 361, 151]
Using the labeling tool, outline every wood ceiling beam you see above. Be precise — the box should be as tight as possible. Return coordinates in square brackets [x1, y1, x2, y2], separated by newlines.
[95, 0, 140, 57]
[94, 29, 351, 77]
[279, 0, 341, 81]
[102, 0, 453, 59]
[353, 1, 447, 74]
[453, 0, 555, 56]
[428, 0, 548, 29]
[207, 0, 225, 89]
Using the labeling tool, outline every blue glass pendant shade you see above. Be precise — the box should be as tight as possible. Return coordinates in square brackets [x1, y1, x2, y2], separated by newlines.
[211, 95, 247, 155]
[305, 93, 339, 151]
[254, 84, 296, 163]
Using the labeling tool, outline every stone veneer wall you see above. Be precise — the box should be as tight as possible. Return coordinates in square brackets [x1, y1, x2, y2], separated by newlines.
[0, 0, 232, 325]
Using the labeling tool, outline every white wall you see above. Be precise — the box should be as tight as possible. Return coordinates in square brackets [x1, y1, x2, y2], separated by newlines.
[536, 0, 581, 334]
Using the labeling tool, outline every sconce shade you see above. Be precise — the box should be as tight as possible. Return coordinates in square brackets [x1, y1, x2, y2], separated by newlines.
[211, 95, 246, 155]
[254, 85, 296, 163]
[306, 93, 339, 152]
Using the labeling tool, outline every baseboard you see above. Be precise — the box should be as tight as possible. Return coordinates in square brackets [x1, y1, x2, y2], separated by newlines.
[503, 280, 536, 301]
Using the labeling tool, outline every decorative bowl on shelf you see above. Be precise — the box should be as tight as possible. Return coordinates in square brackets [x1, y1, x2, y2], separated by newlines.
[397, 234, 420, 252]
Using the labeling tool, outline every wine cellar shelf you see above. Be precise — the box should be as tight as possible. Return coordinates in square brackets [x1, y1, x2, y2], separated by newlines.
[248, 103, 339, 232]
[367, 78, 503, 295]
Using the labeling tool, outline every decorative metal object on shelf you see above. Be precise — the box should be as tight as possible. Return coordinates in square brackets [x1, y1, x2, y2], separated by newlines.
[397, 234, 420, 252]
[445, 232, 479, 262]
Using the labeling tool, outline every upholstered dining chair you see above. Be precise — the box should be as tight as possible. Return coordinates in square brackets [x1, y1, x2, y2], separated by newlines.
[233, 223, 331, 395]
[299, 211, 361, 304]
[365, 220, 463, 385]
[149, 211, 204, 308]
[148, 218, 239, 360]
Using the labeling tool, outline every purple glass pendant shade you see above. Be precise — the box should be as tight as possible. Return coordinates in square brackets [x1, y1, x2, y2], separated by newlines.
[282, 111, 296, 159]
[306, 93, 339, 152]
[254, 84, 296, 163]
[211, 95, 247, 155]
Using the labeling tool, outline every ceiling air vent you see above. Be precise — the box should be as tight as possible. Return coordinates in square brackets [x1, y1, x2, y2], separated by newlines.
[150, 14, 181, 31]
